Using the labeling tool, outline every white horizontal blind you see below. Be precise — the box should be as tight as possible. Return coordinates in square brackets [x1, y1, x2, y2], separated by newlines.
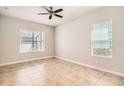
[20, 29, 44, 53]
[91, 21, 112, 57]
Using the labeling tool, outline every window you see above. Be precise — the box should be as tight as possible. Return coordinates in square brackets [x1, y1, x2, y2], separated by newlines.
[20, 29, 44, 53]
[91, 21, 112, 57]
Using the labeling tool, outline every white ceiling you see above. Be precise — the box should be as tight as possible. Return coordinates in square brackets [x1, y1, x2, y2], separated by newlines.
[0, 6, 102, 26]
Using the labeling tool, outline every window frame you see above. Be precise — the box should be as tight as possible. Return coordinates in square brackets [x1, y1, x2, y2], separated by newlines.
[20, 29, 45, 53]
[91, 20, 112, 58]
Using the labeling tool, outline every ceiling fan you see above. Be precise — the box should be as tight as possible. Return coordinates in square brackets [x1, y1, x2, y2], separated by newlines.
[38, 6, 63, 20]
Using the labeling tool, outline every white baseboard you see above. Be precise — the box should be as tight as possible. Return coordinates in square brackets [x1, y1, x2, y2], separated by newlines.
[55, 56, 124, 77]
[0, 56, 54, 67]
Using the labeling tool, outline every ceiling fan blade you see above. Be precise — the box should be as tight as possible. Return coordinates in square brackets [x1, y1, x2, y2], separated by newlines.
[54, 9, 63, 13]
[54, 14, 63, 18]
[37, 13, 49, 15]
[49, 7, 53, 11]
[49, 15, 52, 20]
[42, 6, 50, 12]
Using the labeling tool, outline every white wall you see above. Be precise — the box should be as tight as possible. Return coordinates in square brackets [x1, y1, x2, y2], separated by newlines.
[0, 15, 55, 64]
[55, 7, 124, 74]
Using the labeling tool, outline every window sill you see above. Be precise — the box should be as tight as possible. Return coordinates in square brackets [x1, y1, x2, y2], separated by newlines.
[91, 54, 112, 58]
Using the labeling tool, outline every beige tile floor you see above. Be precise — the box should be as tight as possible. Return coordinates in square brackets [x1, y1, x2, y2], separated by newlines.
[0, 58, 124, 86]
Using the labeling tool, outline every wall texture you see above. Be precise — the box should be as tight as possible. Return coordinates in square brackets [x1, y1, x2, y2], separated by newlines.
[0, 15, 55, 64]
[55, 7, 124, 74]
